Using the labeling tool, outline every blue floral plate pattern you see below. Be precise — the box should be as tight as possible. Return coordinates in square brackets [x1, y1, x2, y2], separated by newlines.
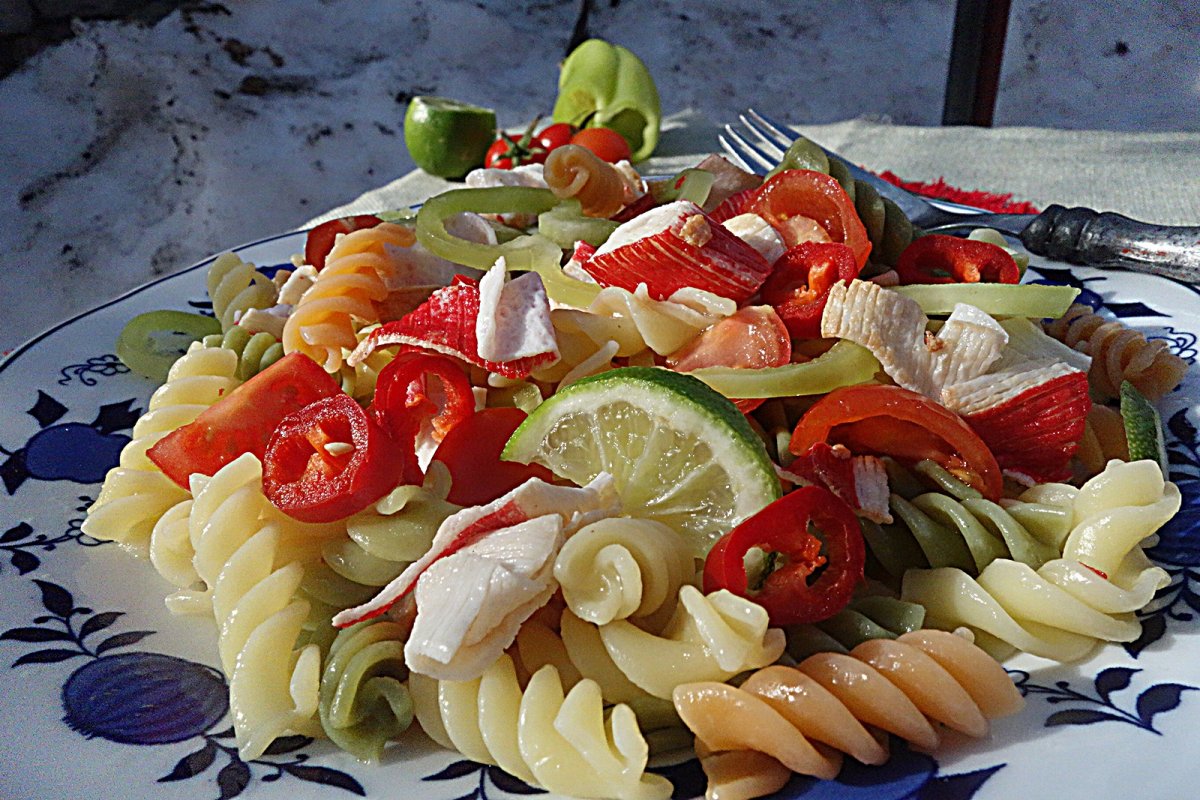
[1, 231, 1198, 800]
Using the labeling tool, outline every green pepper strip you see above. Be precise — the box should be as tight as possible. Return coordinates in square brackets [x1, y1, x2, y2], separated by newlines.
[116, 310, 223, 381]
[893, 283, 1080, 318]
[538, 199, 620, 249]
[649, 168, 715, 207]
[415, 186, 602, 308]
[687, 340, 879, 399]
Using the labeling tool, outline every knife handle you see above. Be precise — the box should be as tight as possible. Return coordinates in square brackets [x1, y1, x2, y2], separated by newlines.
[1020, 204, 1200, 284]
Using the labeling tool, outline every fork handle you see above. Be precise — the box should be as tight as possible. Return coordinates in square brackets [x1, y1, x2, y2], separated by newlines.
[1020, 204, 1200, 284]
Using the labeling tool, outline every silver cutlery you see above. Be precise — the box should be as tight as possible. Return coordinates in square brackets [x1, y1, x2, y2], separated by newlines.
[721, 109, 1200, 283]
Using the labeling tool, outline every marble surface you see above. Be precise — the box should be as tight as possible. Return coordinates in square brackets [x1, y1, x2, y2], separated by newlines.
[1, 0, 1197, 353]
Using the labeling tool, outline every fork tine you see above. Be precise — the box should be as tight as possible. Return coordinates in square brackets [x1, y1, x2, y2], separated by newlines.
[737, 114, 787, 160]
[721, 125, 778, 173]
[744, 109, 797, 150]
[716, 133, 756, 173]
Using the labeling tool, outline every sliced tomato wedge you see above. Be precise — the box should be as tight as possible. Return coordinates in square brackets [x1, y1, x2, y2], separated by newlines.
[262, 394, 404, 522]
[146, 352, 343, 489]
[371, 352, 474, 481]
[748, 169, 872, 269]
[760, 242, 861, 340]
[703, 485, 864, 625]
[431, 407, 556, 506]
[667, 306, 791, 412]
[895, 234, 1019, 285]
[305, 214, 383, 270]
[789, 383, 1003, 501]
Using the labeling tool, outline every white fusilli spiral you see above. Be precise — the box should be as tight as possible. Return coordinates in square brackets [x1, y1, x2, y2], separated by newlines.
[591, 585, 785, 700]
[83, 343, 240, 548]
[186, 453, 344, 758]
[410, 655, 673, 800]
[902, 459, 1180, 661]
[553, 517, 696, 628]
[207, 251, 278, 332]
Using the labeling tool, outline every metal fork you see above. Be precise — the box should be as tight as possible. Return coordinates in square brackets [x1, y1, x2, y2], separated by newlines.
[720, 109, 1024, 233]
[719, 109, 1200, 283]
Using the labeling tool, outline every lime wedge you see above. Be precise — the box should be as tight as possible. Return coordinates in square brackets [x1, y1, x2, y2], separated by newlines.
[1119, 381, 1168, 475]
[404, 96, 496, 179]
[502, 367, 781, 556]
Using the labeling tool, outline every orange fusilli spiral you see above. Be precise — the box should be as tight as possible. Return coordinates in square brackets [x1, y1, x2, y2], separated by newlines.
[1044, 304, 1187, 401]
[544, 144, 626, 218]
[673, 630, 1023, 800]
[1074, 403, 1130, 481]
[282, 223, 415, 372]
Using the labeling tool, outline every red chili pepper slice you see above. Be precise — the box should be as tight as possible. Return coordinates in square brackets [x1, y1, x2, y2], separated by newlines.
[895, 234, 1019, 285]
[760, 242, 861, 339]
[305, 214, 384, 271]
[431, 406, 556, 506]
[263, 393, 404, 523]
[703, 485, 865, 626]
[372, 353, 474, 442]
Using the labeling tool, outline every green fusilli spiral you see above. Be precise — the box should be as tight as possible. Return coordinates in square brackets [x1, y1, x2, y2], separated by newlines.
[319, 619, 414, 761]
[863, 460, 1068, 581]
[202, 327, 284, 381]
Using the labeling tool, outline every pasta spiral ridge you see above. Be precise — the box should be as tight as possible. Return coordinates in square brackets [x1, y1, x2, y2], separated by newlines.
[544, 144, 627, 218]
[283, 222, 415, 373]
[673, 629, 1024, 800]
[410, 655, 672, 800]
[818, 156, 916, 267]
[554, 517, 696, 628]
[1043, 304, 1188, 401]
[202, 327, 284, 381]
[82, 343, 241, 548]
[901, 459, 1180, 661]
[593, 585, 786, 700]
[784, 595, 927, 661]
[207, 252, 278, 332]
[534, 286, 734, 385]
[319, 619, 414, 761]
[864, 460, 1069, 580]
[187, 453, 344, 758]
[301, 465, 458, 603]
[510, 611, 691, 755]
[1074, 404, 1130, 481]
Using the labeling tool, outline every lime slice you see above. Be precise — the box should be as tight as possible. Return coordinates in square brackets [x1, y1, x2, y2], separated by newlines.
[1119, 381, 1168, 475]
[502, 367, 781, 556]
[404, 96, 496, 179]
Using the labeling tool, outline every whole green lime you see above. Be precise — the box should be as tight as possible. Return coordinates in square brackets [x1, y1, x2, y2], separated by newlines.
[404, 96, 496, 179]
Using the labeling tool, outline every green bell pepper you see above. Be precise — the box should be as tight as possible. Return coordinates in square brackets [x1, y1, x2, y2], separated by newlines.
[552, 39, 661, 162]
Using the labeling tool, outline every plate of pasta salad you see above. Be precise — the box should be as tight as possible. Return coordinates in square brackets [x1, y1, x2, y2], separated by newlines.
[1, 149, 1198, 800]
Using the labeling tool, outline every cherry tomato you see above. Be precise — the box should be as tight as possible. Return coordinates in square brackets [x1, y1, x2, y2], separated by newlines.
[789, 384, 1003, 501]
[749, 169, 872, 270]
[485, 134, 524, 169]
[146, 353, 343, 489]
[703, 485, 865, 625]
[896, 234, 1020, 285]
[431, 407, 555, 506]
[534, 122, 576, 156]
[760, 242, 861, 340]
[667, 306, 791, 413]
[305, 215, 382, 271]
[263, 394, 404, 523]
[570, 127, 632, 163]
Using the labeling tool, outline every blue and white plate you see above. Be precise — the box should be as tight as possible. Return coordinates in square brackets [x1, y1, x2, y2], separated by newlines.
[1, 230, 1198, 800]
